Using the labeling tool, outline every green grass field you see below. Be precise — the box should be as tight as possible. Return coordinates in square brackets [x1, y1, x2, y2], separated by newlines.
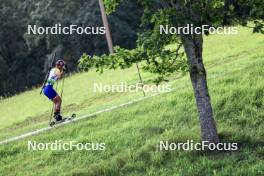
[0, 27, 263, 175]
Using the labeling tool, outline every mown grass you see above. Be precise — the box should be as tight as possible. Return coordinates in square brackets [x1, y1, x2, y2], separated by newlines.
[0, 26, 263, 175]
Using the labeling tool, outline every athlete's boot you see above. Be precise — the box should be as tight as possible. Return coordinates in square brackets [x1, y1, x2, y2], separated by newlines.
[54, 111, 62, 122]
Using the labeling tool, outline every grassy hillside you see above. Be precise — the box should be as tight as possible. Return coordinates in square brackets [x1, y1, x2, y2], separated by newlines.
[0, 27, 263, 175]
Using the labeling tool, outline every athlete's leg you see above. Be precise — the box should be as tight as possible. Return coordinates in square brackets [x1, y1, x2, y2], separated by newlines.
[43, 85, 62, 121]
[52, 95, 62, 121]
[52, 95, 62, 114]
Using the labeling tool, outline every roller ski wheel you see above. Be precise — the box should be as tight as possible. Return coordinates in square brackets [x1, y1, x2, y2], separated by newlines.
[49, 121, 56, 127]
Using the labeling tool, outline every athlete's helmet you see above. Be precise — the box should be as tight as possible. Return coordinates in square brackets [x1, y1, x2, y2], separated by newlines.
[56, 60, 66, 67]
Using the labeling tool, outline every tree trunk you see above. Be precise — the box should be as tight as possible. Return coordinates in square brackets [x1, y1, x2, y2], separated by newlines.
[180, 34, 220, 143]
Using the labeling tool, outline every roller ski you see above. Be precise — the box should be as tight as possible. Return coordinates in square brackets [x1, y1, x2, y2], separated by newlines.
[49, 113, 76, 127]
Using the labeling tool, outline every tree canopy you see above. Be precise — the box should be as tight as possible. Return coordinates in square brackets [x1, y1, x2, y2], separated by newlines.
[0, 0, 143, 97]
[79, 0, 263, 82]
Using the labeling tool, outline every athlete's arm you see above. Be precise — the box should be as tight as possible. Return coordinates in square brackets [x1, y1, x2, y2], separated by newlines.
[55, 68, 64, 79]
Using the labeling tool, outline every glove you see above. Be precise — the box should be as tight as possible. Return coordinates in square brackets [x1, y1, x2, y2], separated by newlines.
[63, 65, 68, 72]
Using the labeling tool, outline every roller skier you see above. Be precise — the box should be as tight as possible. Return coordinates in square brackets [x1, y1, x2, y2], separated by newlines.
[42, 59, 67, 122]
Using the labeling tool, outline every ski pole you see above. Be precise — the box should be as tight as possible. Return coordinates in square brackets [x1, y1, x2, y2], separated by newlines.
[49, 82, 59, 124]
[60, 64, 68, 110]
[59, 77, 65, 114]
[49, 104, 55, 124]
[60, 77, 65, 99]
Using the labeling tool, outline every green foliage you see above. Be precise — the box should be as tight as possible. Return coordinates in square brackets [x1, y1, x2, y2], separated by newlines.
[103, 0, 123, 14]
[79, 44, 188, 84]
[79, 0, 264, 85]
[79, 46, 136, 73]
[253, 20, 264, 34]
